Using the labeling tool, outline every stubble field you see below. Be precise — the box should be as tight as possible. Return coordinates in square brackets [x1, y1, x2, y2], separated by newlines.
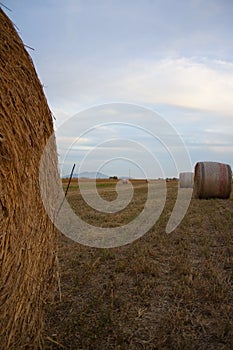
[44, 179, 233, 349]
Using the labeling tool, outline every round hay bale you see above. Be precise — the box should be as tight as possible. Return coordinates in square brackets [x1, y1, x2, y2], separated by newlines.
[179, 172, 194, 188]
[0, 8, 59, 349]
[122, 178, 128, 184]
[194, 161, 232, 199]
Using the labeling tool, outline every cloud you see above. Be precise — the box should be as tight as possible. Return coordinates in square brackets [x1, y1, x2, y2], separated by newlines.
[115, 57, 233, 116]
[52, 100, 232, 175]
[47, 57, 233, 120]
[8, 0, 233, 119]
[58, 136, 89, 145]
[7, 0, 233, 177]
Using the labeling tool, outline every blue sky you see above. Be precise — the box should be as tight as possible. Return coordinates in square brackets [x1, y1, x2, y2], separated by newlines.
[4, 0, 233, 178]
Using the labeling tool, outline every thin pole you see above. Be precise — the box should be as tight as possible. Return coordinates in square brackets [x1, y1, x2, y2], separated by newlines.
[56, 163, 76, 218]
[64, 163, 76, 197]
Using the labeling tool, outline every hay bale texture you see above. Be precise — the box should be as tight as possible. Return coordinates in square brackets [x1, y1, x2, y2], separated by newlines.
[0, 8, 58, 349]
[194, 161, 232, 199]
[179, 172, 194, 188]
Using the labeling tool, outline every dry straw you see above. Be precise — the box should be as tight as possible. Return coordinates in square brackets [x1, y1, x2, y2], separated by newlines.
[194, 161, 232, 199]
[0, 8, 59, 349]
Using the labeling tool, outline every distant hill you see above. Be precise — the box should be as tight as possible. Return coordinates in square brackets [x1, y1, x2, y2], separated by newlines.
[62, 171, 109, 179]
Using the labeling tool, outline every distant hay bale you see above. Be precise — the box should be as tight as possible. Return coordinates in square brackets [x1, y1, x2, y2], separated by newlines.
[179, 172, 194, 188]
[0, 8, 59, 349]
[194, 161, 232, 199]
[122, 179, 128, 184]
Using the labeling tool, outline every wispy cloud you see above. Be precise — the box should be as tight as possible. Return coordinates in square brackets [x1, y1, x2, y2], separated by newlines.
[47, 57, 233, 119]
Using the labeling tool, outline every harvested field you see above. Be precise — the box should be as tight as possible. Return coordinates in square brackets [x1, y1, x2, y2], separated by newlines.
[44, 180, 233, 349]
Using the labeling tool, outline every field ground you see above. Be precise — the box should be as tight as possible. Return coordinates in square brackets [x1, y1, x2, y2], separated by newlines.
[44, 179, 233, 349]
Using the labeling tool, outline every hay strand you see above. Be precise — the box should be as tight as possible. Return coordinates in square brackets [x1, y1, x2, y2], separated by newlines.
[0, 8, 59, 349]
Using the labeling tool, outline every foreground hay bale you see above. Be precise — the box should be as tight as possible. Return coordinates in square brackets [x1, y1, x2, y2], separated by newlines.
[194, 161, 232, 199]
[179, 172, 194, 188]
[0, 8, 59, 349]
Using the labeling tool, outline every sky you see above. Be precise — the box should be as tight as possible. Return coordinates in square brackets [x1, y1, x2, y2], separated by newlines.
[3, 0, 233, 178]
